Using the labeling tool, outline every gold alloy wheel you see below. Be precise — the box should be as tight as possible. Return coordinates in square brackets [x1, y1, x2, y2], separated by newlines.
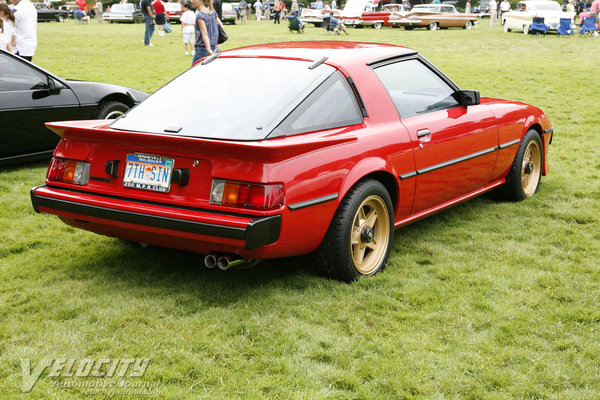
[350, 195, 390, 275]
[521, 140, 542, 197]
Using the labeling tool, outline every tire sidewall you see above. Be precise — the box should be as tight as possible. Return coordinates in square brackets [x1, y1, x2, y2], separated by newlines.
[325, 179, 394, 281]
[507, 129, 543, 200]
[95, 101, 130, 119]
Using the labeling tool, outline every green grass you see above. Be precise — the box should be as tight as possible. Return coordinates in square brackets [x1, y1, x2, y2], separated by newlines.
[1, 19, 599, 399]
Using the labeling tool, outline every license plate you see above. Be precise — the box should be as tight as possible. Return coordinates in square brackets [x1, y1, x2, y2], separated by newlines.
[123, 153, 174, 193]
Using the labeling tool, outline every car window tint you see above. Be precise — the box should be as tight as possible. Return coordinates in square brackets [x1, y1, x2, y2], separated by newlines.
[111, 58, 336, 141]
[372, 59, 459, 119]
[0, 53, 48, 91]
[270, 71, 363, 138]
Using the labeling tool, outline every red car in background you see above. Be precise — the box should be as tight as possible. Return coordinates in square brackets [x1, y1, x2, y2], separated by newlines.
[31, 42, 553, 281]
[164, 1, 183, 22]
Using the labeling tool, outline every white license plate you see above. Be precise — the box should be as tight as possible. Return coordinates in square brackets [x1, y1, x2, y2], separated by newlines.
[123, 153, 174, 193]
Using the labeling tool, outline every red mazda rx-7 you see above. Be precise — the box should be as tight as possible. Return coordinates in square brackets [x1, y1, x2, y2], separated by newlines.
[31, 41, 553, 281]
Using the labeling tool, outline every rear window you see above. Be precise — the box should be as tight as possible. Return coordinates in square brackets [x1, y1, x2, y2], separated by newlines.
[110, 57, 348, 140]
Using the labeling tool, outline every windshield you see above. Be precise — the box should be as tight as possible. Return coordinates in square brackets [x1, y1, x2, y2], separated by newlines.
[412, 5, 441, 12]
[111, 4, 134, 12]
[529, 3, 561, 11]
[110, 57, 336, 140]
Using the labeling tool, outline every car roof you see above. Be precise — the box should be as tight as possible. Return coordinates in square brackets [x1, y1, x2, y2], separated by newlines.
[220, 41, 417, 70]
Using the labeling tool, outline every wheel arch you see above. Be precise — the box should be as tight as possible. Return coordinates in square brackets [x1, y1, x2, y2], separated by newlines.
[338, 158, 399, 215]
[524, 122, 547, 175]
[93, 93, 136, 118]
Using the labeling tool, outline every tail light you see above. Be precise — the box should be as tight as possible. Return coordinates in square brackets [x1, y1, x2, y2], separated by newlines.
[47, 158, 90, 185]
[210, 179, 284, 210]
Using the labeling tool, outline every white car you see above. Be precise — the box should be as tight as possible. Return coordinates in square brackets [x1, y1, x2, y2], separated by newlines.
[502, 0, 575, 34]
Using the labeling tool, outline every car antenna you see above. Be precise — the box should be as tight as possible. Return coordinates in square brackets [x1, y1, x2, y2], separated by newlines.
[201, 54, 219, 65]
[309, 57, 328, 70]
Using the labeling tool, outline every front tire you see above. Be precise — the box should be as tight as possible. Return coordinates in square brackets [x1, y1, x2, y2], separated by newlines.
[428, 21, 438, 30]
[504, 22, 511, 32]
[464, 20, 472, 29]
[57, 15, 65, 22]
[317, 179, 394, 282]
[523, 24, 529, 34]
[373, 22, 382, 29]
[496, 129, 543, 201]
[95, 101, 130, 119]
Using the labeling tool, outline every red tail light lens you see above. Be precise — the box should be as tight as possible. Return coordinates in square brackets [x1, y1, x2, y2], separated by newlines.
[210, 179, 284, 210]
[47, 158, 90, 185]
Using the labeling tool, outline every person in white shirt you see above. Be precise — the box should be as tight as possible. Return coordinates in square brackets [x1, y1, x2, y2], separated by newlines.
[253, 0, 262, 19]
[499, 0, 510, 18]
[488, 0, 497, 26]
[180, 2, 195, 56]
[0, 3, 16, 53]
[9, 0, 36, 61]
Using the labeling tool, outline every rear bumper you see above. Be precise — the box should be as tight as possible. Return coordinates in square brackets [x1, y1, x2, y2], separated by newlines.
[31, 185, 281, 251]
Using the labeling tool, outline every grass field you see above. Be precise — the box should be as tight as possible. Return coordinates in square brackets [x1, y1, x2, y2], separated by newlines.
[1, 18, 599, 399]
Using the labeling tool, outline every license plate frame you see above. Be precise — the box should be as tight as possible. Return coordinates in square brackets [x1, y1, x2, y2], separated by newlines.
[122, 153, 174, 193]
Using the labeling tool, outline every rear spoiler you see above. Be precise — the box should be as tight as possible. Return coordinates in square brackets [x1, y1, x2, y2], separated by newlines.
[45, 120, 358, 162]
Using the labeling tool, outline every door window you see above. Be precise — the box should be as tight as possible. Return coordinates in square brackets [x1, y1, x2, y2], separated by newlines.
[0, 53, 49, 91]
[372, 59, 459, 119]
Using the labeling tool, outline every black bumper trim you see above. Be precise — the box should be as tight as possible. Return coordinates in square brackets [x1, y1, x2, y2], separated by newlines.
[31, 189, 281, 250]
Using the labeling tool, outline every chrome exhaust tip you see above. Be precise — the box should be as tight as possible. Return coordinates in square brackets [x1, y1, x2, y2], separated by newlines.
[204, 254, 217, 269]
[217, 256, 232, 271]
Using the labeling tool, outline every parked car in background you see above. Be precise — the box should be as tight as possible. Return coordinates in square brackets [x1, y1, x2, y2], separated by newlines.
[0, 49, 147, 166]
[34, 2, 68, 22]
[502, 0, 575, 34]
[164, 2, 183, 23]
[30, 41, 553, 281]
[473, 0, 491, 17]
[222, 2, 238, 24]
[389, 4, 479, 30]
[102, 3, 143, 23]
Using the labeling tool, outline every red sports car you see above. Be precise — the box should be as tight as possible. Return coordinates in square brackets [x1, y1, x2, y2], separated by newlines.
[31, 42, 553, 281]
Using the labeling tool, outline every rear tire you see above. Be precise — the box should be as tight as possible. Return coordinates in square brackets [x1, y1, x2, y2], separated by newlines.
[504, 22, 511, 32]
[317, 179, 394, 282]
[428, 21, 438, 30]
[373, 22, 382, 29]
[495, 129, 543, 201]
[95, 101, 130, 120]
[57, 15, 65, 22]
[523, 24, 529, 34]
[464, 20, 472, 29]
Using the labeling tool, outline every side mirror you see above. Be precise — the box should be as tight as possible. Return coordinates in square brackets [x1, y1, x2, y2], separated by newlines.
[47, 77, 64, 94]
[454, 89, 480, 107]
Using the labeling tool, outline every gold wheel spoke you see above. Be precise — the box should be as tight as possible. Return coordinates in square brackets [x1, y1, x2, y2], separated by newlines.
[365, 208, 378, 227]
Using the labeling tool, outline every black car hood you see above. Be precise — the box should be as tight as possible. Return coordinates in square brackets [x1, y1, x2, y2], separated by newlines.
[65, 80, 148, 106]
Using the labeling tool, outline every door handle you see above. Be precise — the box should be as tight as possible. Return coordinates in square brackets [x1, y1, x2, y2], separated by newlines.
[417, 129, 431, 138]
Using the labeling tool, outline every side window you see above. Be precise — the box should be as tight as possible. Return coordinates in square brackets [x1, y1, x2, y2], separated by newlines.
[0, 53, 49, 91]
[372, 59, 460, 119]
[270, 71, 363, 137]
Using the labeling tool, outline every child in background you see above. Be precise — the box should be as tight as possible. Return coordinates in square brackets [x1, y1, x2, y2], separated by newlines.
[180, 2, 196, 56]
[0, 19, 12, 52]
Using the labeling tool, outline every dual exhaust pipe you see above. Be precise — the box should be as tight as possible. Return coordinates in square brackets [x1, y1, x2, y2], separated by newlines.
[203, 254, 259, 271]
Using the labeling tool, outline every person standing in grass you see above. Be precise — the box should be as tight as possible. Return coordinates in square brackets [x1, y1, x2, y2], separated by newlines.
[254, 0, 262, 20]
[141, 0, 156, 46]
[489, 0, 497, 26]
[499, 0, 510, 19]
[191, 0, 224, 65]
[465, 0, 471, 13]
[94, 0, 103, 23]
[181, 1, 195, 56]
[273, 0, 281, 23]
[9, 0, 36, 61]
[153, 0, 166, 36]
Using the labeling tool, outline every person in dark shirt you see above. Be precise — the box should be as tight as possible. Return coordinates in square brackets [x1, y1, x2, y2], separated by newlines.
[141, 0, 156, 46]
